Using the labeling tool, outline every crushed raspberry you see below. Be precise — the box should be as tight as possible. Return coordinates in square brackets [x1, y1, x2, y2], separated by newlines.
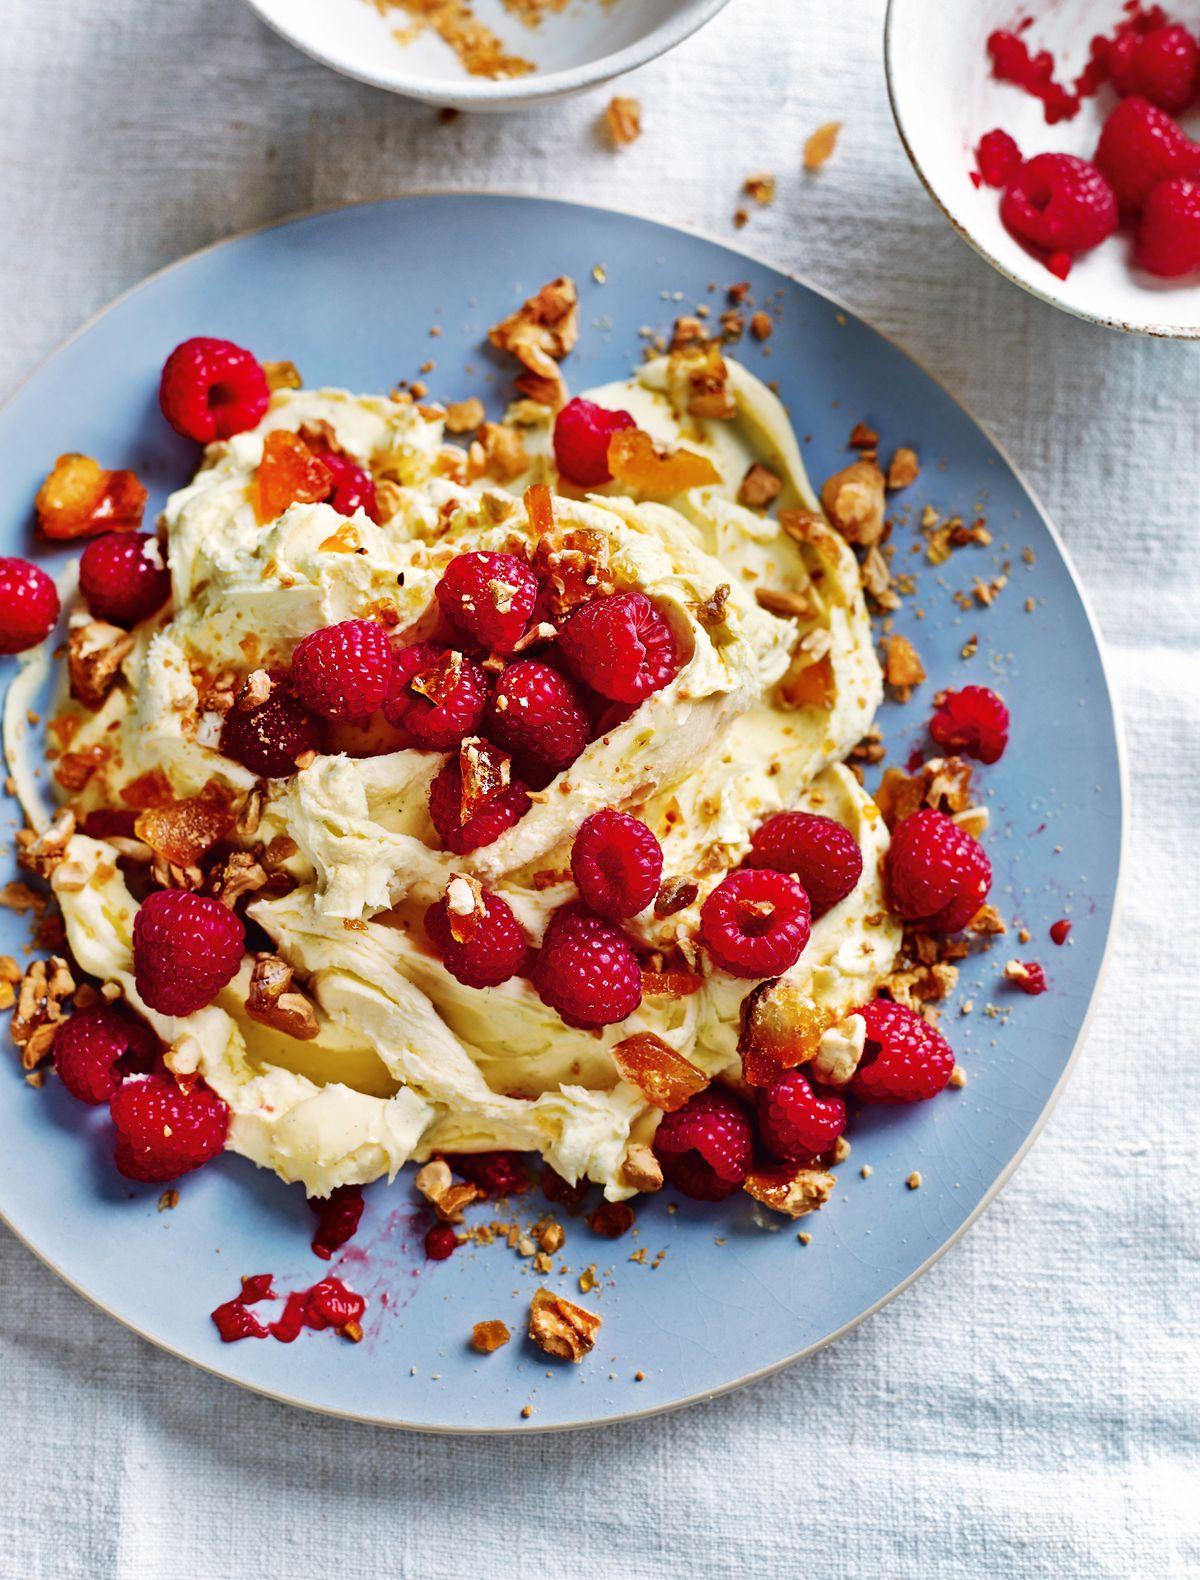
[212, 1299, 268, 1342]
[384, 643, 487, 750]
[1009, 960, 1049, 995]
[309, 1184, 364, 1260]
[652, 1088, 754, 1201]
[158, 337, 269, 443]
[558, 591, 681, 704]
[79, 532, 171, 627]
[425, 1222, 458, 1260]
[486, 659, 590, 775]
[570, 809, 663, 919]
[699, 868, 811, 978]
[449, 1151, 529, 1197]
[219, 675, 326, 778]
[132, 888, 245, 1016]
[886, 809, 991, 933]
[315, 449, 380, 522]
[1050, 918, 1072, 945]
[531, 902, 642, 1029]
[427, 755, 531, 854]
[424, 886, 528, 987]
[53, 1004, 159, 1106]
[850, 1000, 955, 1104]
[110, 1072, 229, 1180]
[1137, 175, 1200, 274]
[1095, 96, 1200, 215]
[435, 550, 538, 653]
[758, 1069, 846, 1165]
[1046, 250, 1073, 280]
[290, 618, 393, 721]
[987, 29, 1080, 123]
[1110, 22, 1199, 114]
[975, 128, 1024, 188]
[269, 1277, 365, 1341]
[553, 397, 637, 488]
[744, 811, 863, 918]
[929, 685, 1010, 764]
[1000, 153, 1117, 262]
[0, 557, 60, 655]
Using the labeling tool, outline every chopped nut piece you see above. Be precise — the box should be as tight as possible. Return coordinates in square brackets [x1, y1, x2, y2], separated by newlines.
[612, 1032, 708, 1111]
[691, 583, 731, 629]
[487, 276, 578, 411]
[245, 954, 320, 1041]
[235, 669, 273, 711]
[749, 311, 773, 341]
[849, 421, 879, 449]
[861, 545, 899, 609]
[669, 315, 707, 352]
[887, 446, 920, 490]
[414, 1159, 482, 1223]
[831, 1134, 851, 1165]
[471, 1320, 511, 1353]
[10, 956, 75, 1070]
[528, 1287, 601, 1363]
[35, 453, 147, 539]
[804, 121, 842, 170]
[443, 396, 485, 434]
[235, 785, 265, 839]
[654, 876, 699, 917]
[68, 619, 135, 710]
[906, 1171, 923, 1190]
[745, 1164, 835, 1217]
[738, 462, 783, 510]
[883, 633, 926, 697]
[968, 904, 1007, 936]
[755, 585, 811, 620]
[821, 460, 886, 546]
[474, 421, 528, 482]
[205, 850, 268, 908]
[744, 172, 776, 205]
[262, 360, 302, 392]
[621, 1143, 664, 1193]
[606, 95, 642, 147]
[15, 809, 76, 879]
[538, 1220, 565, 1254]
[157, 1189, 180, 1211]
[668, 340, 736, 420]
[949, 1065, 967, 1089]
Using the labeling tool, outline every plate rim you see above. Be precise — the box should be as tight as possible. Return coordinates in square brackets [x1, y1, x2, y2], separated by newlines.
[0, 192, 1129, 1433]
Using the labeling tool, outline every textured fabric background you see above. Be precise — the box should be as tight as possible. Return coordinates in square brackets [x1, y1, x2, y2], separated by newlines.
[2, 1, 1198, 1576]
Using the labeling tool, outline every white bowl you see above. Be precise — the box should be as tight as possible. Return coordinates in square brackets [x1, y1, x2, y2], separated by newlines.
[885, 0, 1200, 337]
[244, 0, 733, 111]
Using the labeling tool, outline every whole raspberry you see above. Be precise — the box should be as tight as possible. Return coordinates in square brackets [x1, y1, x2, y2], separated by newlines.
[652, 1088, 753, 1201]
[757, 1069, 846, 1165]
[745, 812, 863, 919]
[1000, 153, 1117, 255]
[850, 999, 954, 1104]
[1137, 175, 1200, 274]
[485, 659, 589, 774]
[885, 809, 991, 933]
[427, 755, 531, 854]
[699, 868, 812, 978]
[553, 397, 637, 488]
[531, 902, 642, 1029]
[449, 1151, 529, 1197]
[424, 885, 528, 987]
[53, 1004, 159, 1106]
[1095, 96, 1200, 214]
[158, 337, 269, 443]
[384, 643, 487, 750]
[110, 1072, 229, 1180]
[309, 1184, 365, 1260]
[79, 532, 171, 627]
[929, 685, 1010, 764]
[570, 809, 663, 918]
[219, 676, 326, 778]
[425, 1222, 458, 1260]
[1110, 23, 1199, 115]
[316, 450, 380, 522]
[558, 592, 681, 704]
[975, 128, 1023, 189]
[290, 618, 393, 721]
[133, 889, 245, 1016]
[0, 557, 59, 654]
[435, 551, 538, 654]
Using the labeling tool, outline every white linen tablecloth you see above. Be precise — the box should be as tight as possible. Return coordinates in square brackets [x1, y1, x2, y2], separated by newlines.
[2, 1, 1198, 1575]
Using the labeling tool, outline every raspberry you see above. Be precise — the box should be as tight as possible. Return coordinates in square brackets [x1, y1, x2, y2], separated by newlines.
[158, 337, 269, 443]
[570, 809, 663, 918]
[316, 450, 380, 522]
[929, 685, 1010, 764]
[1110, 23, 1199, 115]
[558, 592, 681, 704]
[132, 889, 245, 1016]
[744, 812, 863, 918]
[485, 659, 589, 774]
[384, 643, 487, 750]
[975, 128, 1023, 189]
[699, 868, 811, 978]
[435, 551, 538, 653]
[424, 886, 527, 987]
[1050, 918, 1072, 946]
[309, 1184, 365, 1260]
[850, 999, 954, 1104]
[1095, 96, 1200, 214]
[290, 618, 393, 721]
[0, 557, 59, 654]
[427, 755, 531, 854]
[757, 1069, 846, 1164]
[531, 902, 642, 1029]
[1000, 153, 1117, 255]
[219, 676, 326, 778]
[1008, 960, 1049, 996]
[652, 1088, 753, 1201]
[986, 29, 1080, 124]
[1137, 175, 1200, 274]
[425, 1222, 458, 1260]
[552, 397, 637, 488]
[79, 532, 171, 627]
[110, 1072, 229, 1180]
[448, 1151, 529, 1197]
[53, 1004, 159, 1105]
[886, 809, 991, 933]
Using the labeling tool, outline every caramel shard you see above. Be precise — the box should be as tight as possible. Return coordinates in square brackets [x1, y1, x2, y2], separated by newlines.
[821, 459, 886, 546]
[887, 446, 920, 490]
[738, 462, 783, 510]
[458, 737, 512, 823]
[263, 360, 302, 392]
[744, 1164, 835, 1217]
[804, 121, 842, 170]
[531, 525, 616, 618]
[10, 956, 75, 1070]
[669, 341, 736, 421]
[443, 872, 485, 944]
[641, 969, 703, 999]
[883, 633, 926, 697]
[444, 396, 485, 434]
[608, 428, 721, 496]
[488, 276, 578, 411]
[35, 453, 147, 540]
[606, 95, 642, 147]
[411, 649, 465, 708]
[621, 1143, 664, 1193]
[528, 1287, 601, 1363]
[68, 620, 135, 711]
[135, 796, 234, 869]
[253, 429, 333, 525]
[612, 1031, 708, 1112]
[15, 810, 76, 880]
[523, 482, 554, 538]
[471, 1319, 511, 1354]
[245, 954, 319, 1041]
[738, 978, 827, 1087]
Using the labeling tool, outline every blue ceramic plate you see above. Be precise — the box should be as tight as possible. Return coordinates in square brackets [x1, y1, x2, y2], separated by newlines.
[0, 197, 1124, 1431]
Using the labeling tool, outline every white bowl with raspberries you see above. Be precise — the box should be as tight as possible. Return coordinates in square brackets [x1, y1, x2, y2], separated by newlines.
[886, 0, 1200, 337]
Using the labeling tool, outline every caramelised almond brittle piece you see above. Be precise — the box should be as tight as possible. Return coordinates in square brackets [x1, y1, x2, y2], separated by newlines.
[528, 1286, 601, 1363]
[820, 458, 886, 546]
[667, 341, 736, 421]
[611, 1031, 709, 1112]
[134, 795, 235, 869]
[737, 977, 828, 1087]
[35, 453, 147, 540]
[488, 276, 578, 411]
[253, 429, 333, 525]
[607, 428, 721, 496]
[68, 620, 135, 711]
[744, 1163, 835, 1218]
[245, 953, 320, 1041]
[458, 738, 512, 823]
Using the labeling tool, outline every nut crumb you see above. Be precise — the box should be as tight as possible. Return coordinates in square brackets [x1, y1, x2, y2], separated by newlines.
[949, 1065, 967, 1088]
[804, 121, 842, 170]
[471, 1319, 510, 1353]
[906, 1171, 923, 1190]
[528, 1286, 601, 1363]
[606, 95, 642, 147]
[158, 1189, 179, 1211]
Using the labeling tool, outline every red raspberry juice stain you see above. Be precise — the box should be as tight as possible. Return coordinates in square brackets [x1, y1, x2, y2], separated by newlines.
[210, 1273, 365, 1344]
